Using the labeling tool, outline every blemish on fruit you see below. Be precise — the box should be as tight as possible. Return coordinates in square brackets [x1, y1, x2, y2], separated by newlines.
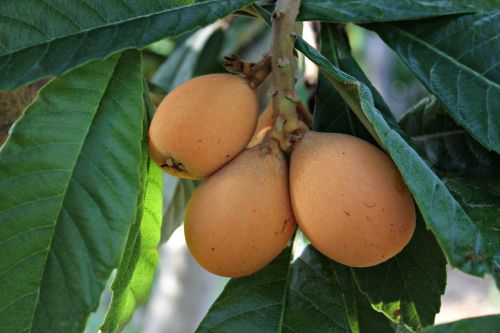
[343, 210, 351, 216]
[161, 157, 186, 174]
[211, 247, 215, 251]
[393, 179, 406, 194]
[363, 202, 376, 208]
[280, 219, 288, 233]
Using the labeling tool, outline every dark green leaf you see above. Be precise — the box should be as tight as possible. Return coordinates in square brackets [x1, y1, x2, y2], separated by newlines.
[399, 96, 500, 285]
[352, 292, 396, 333]
[197, 232, 352, 333]
[343, 275, 396, 333]
[282, 233, 351, 333]
[314, 23, 390, 146]
[368, 12, 500, 153]
[399, 96, 500, 178]
[197, 247, 291, 333]
[472, 0, 500, 11]
[0, 50, 144, 332]
[0, 0, 252, 90]
[291, 237, 395, 333]
[442, 177, 500, 284]
[421, 315, 500, 333]
[298, 0, 476, 23]
[161, 179, 201, 243]
[354, 219, 447, 331]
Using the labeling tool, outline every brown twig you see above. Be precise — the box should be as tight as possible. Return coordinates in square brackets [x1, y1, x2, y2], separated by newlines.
[268, 0, 307, 152]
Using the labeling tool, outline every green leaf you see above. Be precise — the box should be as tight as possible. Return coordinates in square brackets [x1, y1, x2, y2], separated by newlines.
[442, 177, 500, 283]
[161, 179, 201, 243]
[314, 23, 390, 146]
[351, 291, 396, 333]
[367, 12, 500, 153]
[421, 315, 500, 333]
[297, 0, 477, 23]
[281, 233, 352, 333]
[197, 232, 352, 333]
[354, 219, 447, 331]
[399, 97, 500, 285]
[101, 157, 163, 333]
[472, 0, 500, 11]
[0, 0, 253, 91]
[310, 247, 395, 333]
[0, 51, 144, 332]
[399, 96, 500, 178]
[342, 275, 396, 333]
[101, 86, 164, 332]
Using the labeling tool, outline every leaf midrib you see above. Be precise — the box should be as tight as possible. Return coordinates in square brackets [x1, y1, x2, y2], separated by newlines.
[25, 55, 121, 331]
[0, 0, 223, 56]
[277, 247, 294, 333]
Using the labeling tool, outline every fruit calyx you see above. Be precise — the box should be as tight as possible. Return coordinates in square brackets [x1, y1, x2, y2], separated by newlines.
[268, 117, 308, 153]
[159, 157, 190, 177]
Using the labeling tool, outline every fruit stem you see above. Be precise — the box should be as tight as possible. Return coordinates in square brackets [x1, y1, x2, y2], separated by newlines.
[224, 54, 272, 89]
[269, 0, 307, 152]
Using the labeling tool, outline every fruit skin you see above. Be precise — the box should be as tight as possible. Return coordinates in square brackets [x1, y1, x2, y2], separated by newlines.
[256, 103, 274, 132]
[290, 131, 416, 267]
[247, 104, 274, 148]
[184, 140, 296, 277]
[148, 73, 258, 179]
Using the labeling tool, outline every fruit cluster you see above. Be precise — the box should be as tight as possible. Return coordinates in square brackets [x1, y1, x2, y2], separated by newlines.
[148, 73, 416, 278]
